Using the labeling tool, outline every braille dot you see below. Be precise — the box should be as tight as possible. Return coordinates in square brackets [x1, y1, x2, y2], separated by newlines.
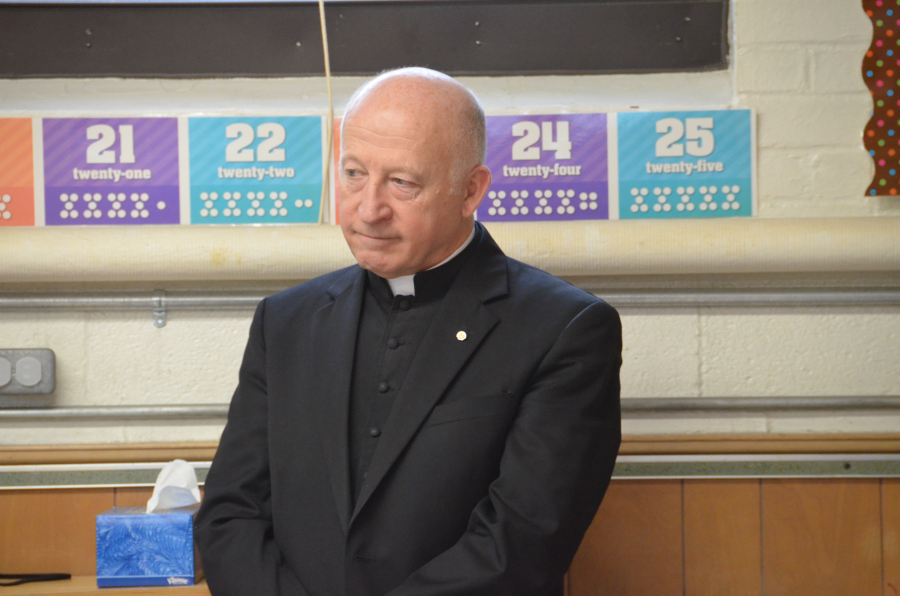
[521, 207, 529, 215]
[580, 202, 588, 210]
[580, 192, 588, 200]
[130, 210, 139, 218]
[561, 198, 570, 206]
[556, 206, 565, 214]
[732, 202, 740, 209]
[205, 201, 213, 209]
[640, 188, 649, 196]
[224, 192, 232, 200]
[294, 200, 302, 208]
[699, 186, 708, 194]
[566, 189, 574, 198]
[305, 199, 314, 208]
[279, 208, 288, 216]
[700, 203, 708, 211]
[247, 209, 256, 216]
[274, 200, 283, 208]
[71, 210, 79, 218]
[210, 209, 218, 217]
[709, 186, 718, 194]
[677, 203, 685, 211]
[653, 187, 661, 195]
[687, 186, 695, 194]
[488, 207, 497, 215]
[60, 210, 69, 219]
[234, 192, 242, 199]
[521, 190, 529, 199]
[511, 207, 519, 215]
[211, 192, 218, 200]
[270, 208, 278, 216]
[140, 193, 148, 201]
[234, 208, 242, 216]
[534, 207, 543, 215]
[228, 200, 237, 208]
[663, 187, 672, 195]
[493, 199, 502, 207]
[635, 196, 644, 205]
[253, 200, 261, 208]
[107, 210, 116, 218]
[511, 191, 519, 199]
[539, 198, 548, 206]
[653, 204, 662, 212]
[731, 185, 741, 193]
[630, 188, 639, 196]
[557, 190, 565, 198]
[498, 207, 506, 215]
[516, 199, 524, 207]
[630, 205, 639, 213]
[566, 206, 574, 214]
[2, 212, 10, 220]
[224, 209, 232, 216]
[200, 192, 208, 200]
[663, 204, 671, 212]
[659, 196, 667, 204]
[0, 203, 5, 212]
[498, 191, 506, 199]
[722, 202, 731, 211]
[589, 202, 598, 211]
[141, 210, 149, 218]
[704, 194, 713, 202]
[488, 191, 496, 199]
[681, 195, 690, 203]
[535, 190, 543, 199]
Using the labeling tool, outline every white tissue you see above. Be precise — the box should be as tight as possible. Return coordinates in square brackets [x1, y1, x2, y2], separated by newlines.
[145, 459, 201, 514]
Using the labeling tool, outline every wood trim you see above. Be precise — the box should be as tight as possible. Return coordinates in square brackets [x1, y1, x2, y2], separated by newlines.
[1, 433, 899, 466]
[0, 576, 208, 596]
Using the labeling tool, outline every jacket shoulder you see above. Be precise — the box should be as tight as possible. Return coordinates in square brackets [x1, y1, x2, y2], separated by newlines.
[264, 265, 360, 313]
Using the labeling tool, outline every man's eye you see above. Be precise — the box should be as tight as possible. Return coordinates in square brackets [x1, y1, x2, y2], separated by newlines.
[345, 169, 359, 177]
[392, 178, 409, 186]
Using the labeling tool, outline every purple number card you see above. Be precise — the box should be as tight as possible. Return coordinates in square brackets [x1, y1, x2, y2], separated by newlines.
[479, 114, 608, 222]
[43, 118, 180, 226]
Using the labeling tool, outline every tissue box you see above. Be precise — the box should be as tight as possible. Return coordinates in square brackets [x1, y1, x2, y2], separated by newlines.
[96, 504, 203, 587]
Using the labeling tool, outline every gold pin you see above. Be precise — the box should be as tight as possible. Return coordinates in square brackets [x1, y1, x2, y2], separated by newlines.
[456, 331, 467, 341]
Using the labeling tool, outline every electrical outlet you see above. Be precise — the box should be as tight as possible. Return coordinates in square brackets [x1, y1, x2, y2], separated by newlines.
[0, 349, 56, 394]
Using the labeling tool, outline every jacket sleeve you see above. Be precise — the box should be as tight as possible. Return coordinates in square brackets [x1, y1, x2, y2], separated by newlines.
[387, 300, 622, 596]
[194, 299, 312, 596]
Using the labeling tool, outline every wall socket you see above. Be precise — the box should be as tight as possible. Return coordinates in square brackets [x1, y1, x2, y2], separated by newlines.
[0, 349, 56, 395]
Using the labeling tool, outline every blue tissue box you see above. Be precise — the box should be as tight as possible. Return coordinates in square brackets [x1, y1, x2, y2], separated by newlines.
[96, 504, 203, 587]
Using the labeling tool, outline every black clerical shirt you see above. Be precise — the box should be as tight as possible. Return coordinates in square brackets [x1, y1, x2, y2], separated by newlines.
[348, 233, 480, 503]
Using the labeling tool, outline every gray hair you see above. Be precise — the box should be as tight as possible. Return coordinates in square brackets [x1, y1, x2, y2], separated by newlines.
[341, 67, 486, 190]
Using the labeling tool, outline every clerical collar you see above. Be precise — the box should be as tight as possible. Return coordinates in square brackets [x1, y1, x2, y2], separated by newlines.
[367, 225, 480, 303]
[386, 226, 476, 297]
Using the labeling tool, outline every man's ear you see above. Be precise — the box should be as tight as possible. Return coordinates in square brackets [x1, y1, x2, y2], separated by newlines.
[461, 165, 492, 218]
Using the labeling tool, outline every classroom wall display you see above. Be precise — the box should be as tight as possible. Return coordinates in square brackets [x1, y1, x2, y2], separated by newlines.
[187, 117, 323, 224]
[477, 114, 609, 222]
[3, 110, 752, 227]
[617, 110, 754, 219]
[0, 118, 35, 227]
[43, 118, 180, 226]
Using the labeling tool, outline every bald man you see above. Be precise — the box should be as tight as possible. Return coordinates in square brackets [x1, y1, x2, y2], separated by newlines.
[195, 68, 622, 596]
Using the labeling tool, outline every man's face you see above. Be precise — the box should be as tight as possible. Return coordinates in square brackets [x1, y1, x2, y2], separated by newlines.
[339, 81, 482, 279]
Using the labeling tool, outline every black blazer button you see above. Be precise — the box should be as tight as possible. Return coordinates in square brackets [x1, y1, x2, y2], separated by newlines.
[378, 381, 389, 393]
[387, 337, 399, 349]
[369, 427, 381, 438]
[398, 300, 410, 311]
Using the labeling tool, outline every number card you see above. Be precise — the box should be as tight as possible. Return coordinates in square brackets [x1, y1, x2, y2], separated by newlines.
[617, 110, 754, 219]
[42, 118, 180, 226]
[188, 117, 322, 224]
[479, 114, 609, 222]
[0, 119, 35, 227]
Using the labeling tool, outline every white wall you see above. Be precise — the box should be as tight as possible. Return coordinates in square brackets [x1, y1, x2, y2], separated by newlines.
[1, 0, 898, 445]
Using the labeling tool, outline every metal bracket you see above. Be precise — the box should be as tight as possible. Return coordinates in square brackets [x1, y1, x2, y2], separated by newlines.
[152, 290, 167, 328]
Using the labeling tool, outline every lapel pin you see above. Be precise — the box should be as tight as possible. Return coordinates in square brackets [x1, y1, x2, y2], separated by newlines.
[456, 331, 467, 341]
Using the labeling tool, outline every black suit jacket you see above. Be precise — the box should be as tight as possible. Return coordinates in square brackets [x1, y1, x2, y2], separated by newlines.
[195, 225, 622, 596]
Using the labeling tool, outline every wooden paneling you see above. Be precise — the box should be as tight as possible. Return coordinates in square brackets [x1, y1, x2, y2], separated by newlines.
[683, 479, 761, 596]
[113, 487, 154, 508]
[0, 576, 209, 595]
[761, 479, 882, 596]
[0, 489, 113, 576]
[568, 480, 683, 596]
[885, 479, 900, 596]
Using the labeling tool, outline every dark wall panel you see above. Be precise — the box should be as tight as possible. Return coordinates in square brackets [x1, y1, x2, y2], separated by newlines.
[0, 1, 728, 78]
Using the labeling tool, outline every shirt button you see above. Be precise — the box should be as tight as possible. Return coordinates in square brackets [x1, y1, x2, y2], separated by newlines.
[369, 427, 381, 438]
[378, 381, 389, 393]
[398, 300, 410, 311]
[387, 338, 399, 349]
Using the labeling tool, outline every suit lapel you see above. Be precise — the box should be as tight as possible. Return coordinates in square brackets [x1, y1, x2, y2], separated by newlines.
[350, 227, 509, 526]
[309, 267, 366, 535]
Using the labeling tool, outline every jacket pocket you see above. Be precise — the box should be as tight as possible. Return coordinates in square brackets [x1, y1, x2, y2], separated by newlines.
[422, 392, 516, 428]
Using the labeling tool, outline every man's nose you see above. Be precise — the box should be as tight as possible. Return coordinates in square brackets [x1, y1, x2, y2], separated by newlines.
[357, 179, 391, 223]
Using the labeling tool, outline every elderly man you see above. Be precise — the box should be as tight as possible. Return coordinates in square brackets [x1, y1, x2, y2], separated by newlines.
[195, 67, 622, 596]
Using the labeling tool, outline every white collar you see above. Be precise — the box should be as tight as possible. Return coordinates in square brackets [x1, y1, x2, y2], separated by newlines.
[386, 227, 476, 297]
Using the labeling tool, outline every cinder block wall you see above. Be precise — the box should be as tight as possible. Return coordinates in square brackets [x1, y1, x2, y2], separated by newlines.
[1, 0, 899, 445]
